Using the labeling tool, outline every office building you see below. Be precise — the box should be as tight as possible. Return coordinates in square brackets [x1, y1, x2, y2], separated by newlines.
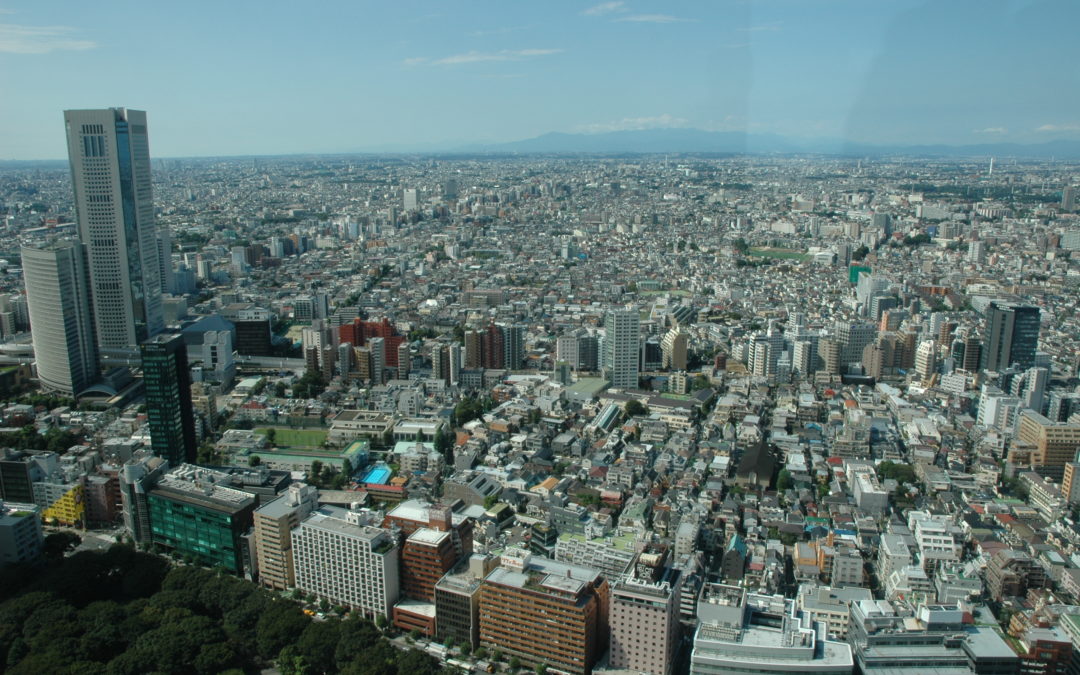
[848, 599, 1018, 673]
[835, 320, 877, 373]
[292, 505, 400, 620]
[64, 108, 164, 359]
[982, 302, 1040, 372]
[479, 548, 609, 675]
[147, 465, 257, 573]
[382, 500, 473, 559]
[796, 584, 874, 641]
[435, 555, 495, 650]
[1016, 410, 1080, 481]
[482, 323, 505, 369]
[21, 242, 99, 396]
[690, 584, 853, 675]
[661, 326, 689, 371]
[393, 526, 463, 635]
[118, 451, 168, 543]
[604, 309, 640, 389]
[141, 334, 197, 466]
[0, 501, 44, 567]
[503, 323, 525, 370]
[609, 563, 682, 675]
[252, 482, 318, 590]
[914, 340, 937, 384]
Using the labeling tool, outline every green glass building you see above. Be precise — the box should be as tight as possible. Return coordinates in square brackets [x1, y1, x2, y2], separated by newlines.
[148, 472, 256, 572]
[141, 334, 197, 466]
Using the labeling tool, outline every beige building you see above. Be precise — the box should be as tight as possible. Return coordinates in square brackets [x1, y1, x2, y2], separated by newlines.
[1017, 411, 1080, 481]
[252, 482, 317, 590]
[609, 569, 682, 674]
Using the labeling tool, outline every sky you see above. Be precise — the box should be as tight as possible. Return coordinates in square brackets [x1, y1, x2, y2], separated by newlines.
[1, 0, 1079, 159]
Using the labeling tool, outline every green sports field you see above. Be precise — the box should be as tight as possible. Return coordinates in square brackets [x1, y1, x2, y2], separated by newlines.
[254, 427, 328, 448]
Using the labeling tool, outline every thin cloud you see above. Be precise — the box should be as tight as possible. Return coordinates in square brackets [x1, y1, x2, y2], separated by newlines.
[407, 48, 562, 66]
[1035, 123, 1080, 133]
[583, 1, 625, 16]
[0, 23, 96, 54]
[973, 127, 1008, 134]
[741, 23, 782, 32]
[615, 14, 693, 23]
[577, 113, 689, 133]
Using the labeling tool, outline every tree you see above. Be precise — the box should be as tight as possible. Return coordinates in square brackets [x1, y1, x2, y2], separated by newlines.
[434, 426, 453, 464]
[483, 494, 500, 510]
[266, 428, 277, 445]
[295, 620, 340, 675]
[274, 382, 287, 398]
[309, 460, 323, 483]
[43, 532, 81, 560]
[777, 469, 793, 492]
[624, 399, 648, 417]
[509, 656, 521, 670]
[248, 455, 262, 467]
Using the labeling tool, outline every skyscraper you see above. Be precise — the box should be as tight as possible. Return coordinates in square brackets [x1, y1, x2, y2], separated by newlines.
[982, 302, 1040, 372]
[140, 334, 197, 466]
[65, 108, 164, 361]
[21, 242, 99, 396]
[604, 309, 640, 389]
[502, 323, 525, 371]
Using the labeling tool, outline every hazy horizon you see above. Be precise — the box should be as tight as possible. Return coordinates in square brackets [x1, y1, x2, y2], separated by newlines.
[2, 0, 1079, 160]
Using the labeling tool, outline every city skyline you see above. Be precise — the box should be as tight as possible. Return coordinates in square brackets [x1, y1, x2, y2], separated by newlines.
[2, 0, 1080, 159]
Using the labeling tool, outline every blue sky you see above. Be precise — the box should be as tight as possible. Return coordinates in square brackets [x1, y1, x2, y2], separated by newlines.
[1, 0, 1078, 159]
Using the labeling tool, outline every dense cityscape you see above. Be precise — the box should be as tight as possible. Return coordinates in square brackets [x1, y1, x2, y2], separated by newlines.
[0, 107, 1079, 675]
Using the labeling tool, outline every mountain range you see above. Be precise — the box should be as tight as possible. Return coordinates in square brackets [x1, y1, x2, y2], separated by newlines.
[462, 127, 1080, 159]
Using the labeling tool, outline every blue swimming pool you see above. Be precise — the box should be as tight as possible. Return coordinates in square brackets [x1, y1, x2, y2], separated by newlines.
[360, 465, 391, 485]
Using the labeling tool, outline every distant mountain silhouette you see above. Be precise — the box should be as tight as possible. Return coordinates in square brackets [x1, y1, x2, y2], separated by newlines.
[464, 128, 1080, 159]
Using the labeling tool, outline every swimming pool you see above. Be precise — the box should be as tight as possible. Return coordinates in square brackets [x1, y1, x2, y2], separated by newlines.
[360, 465, 391, 485]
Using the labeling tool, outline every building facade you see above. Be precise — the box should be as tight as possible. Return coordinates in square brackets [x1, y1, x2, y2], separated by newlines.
[21, 242, 99, 396]
[292, 506, 400, 620]
[252, 482, 318, 590]
[141, 334, 197, 466]
[478, 549, 609, 675]
[604, 309, 640, 389]
[64, 108, 164, 360]
[147, 466, 257, 572]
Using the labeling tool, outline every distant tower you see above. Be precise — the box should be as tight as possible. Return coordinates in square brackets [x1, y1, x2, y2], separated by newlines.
[21, 242, 99, 396]
[603, 309, 640, 389]
[502, 324, 525, 371]
[1063, 185, 1076, 211]
[140, 334, 197, 466]
[65, 108, 164, 360]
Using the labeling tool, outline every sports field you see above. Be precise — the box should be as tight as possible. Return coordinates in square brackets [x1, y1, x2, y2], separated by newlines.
[254, 427, 328, 448]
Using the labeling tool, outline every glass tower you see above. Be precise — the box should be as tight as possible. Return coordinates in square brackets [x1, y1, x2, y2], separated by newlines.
[982, 302, 1041, 372]
[140, 334, 197, 466]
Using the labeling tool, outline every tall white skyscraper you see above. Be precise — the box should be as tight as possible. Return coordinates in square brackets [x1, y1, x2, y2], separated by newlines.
[603, 308, 640, 389]
[64, 108, 164, 360]
[21, 242, 99, 396]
